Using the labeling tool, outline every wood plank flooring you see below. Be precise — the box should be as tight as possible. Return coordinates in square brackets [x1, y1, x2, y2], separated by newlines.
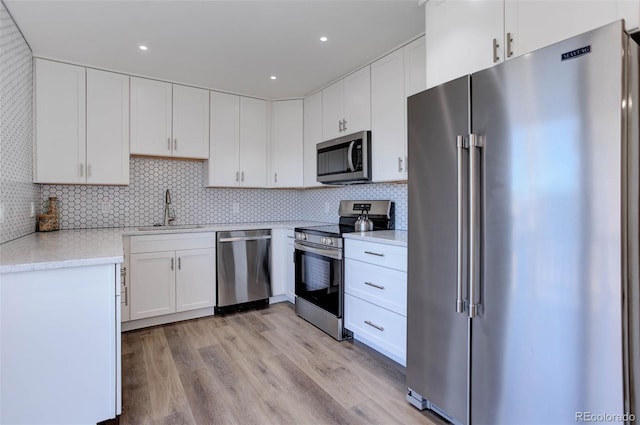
[121, 302, 446, 425]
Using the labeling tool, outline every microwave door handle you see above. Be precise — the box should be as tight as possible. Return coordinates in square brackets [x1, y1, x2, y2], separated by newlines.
[347, 141, 356, 172]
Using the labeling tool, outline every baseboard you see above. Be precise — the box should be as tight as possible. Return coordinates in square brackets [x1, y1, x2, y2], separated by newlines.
[122, 307, 214, 331]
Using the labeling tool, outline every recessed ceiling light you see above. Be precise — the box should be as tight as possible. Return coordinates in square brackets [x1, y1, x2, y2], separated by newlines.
[320, 36, 328, 42]
[139, 45, 148, 51]
[270, 75, 277, 80]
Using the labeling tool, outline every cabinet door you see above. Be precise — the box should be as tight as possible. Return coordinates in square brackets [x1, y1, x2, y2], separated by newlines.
[404, 36, 426, 97]
[286, 236, 295, 302]
[130, 251, 176, 320]
[239, 97, 267, 187]
[343, 66, 371, 134]
[86, 69, 129, 185]
[208, 91, 240, 187]
[619, 0, 640, 33]
[371, 49, 406, 182]
[303, 92, 323, 187]
[270, 99, 303, 188]
[270, 229, 288, 297]
[425, 0, 504, 89]
[130, 77, 172, 156]
[505, 0, 618, 59]
[172, 84, 209, 159]
[34, 59, 86, 184]
[322, 79, 344, 140]
[175, 248, 215, 312]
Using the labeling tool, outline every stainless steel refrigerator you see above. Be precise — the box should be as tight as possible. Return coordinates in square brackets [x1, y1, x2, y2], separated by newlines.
[406, 21, 639, 425]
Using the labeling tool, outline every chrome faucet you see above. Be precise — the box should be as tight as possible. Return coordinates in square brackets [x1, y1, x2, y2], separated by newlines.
[164, 189, 176, 226]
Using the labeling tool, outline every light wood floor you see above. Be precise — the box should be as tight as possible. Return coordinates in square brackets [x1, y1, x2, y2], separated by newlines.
[121, 302, 445, 425]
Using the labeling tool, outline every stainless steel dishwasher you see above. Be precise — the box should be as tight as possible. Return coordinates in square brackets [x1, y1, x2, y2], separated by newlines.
[215, 229, 271, 314]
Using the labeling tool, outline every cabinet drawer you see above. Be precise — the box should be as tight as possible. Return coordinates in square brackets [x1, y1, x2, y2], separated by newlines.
[345, 239, 407, 271]
[345, 294, 406, 362]
[345, 259, 406, 316]
[130, 232, 215, 253]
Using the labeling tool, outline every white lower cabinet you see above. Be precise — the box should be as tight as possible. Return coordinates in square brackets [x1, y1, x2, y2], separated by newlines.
[130, 251, 176, 319]
[1, 264, 120, 423]
[270, 228, 296, 303]
[176, 248, 216, 312]
[344, 238, 407, 366]
[286, 233, 295, 302]
[344, 294, 407, 363]
[129, 232, 216, 321]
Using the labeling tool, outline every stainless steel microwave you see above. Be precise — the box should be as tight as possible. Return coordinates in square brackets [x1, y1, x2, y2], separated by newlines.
[316, 131, 371, 184]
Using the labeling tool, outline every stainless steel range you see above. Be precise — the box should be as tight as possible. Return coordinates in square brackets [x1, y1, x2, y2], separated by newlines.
[294, 200, 394, 340]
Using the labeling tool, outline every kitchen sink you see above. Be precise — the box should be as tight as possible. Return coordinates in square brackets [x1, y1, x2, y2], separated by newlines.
[136, 224, 206, 231]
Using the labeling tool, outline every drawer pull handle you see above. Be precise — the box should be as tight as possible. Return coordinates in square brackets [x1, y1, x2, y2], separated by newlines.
[364, 281, 385, 290]
[364, 320, 384, 332]
[364, 251, 385, 257]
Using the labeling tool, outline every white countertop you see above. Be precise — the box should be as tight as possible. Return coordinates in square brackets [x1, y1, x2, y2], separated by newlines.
[0, 221, 329, 274]
[343, 230, 408, 247]
[0, 228, 126, 274]
[121, 220, 328, 236]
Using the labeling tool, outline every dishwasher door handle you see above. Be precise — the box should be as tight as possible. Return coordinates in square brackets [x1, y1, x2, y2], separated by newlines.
[218, 235, 272, 243]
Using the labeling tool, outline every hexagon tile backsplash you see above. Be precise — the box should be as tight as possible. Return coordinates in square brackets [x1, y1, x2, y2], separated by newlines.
[41, 157, 408, 231]
[0, 4, 41, 244]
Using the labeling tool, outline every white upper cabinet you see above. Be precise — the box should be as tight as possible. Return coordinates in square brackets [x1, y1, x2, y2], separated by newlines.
[371, 36, 426, 182]
[86, 69, 129, 185]
[130, 77, 173, 156]
[322, 66, 371, 140]
[172, 85, 210, 159]
[343, 66, 371, 135]
[35, 59, 129, 185]
[270, 99, 303, 188]
[426, 0, 633, 89]
[131, 77, 209, 159]
[239, 97, 268, 187]
[504, 0, 618, 58]
[208, 91, 240, 187]
[322, 79, 345, 140]
[303, 91, 323, 187]
[425, 0, 503, 89]
[208, 94, 267, 187]
[404, 36, 426, 97]
[371, 48, 407, 182]
[35, 59, 86, 184]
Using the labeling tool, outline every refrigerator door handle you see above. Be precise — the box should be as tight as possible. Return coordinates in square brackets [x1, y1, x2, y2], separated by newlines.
[468, 133, 482, 318]
[456, 135, 468, 314]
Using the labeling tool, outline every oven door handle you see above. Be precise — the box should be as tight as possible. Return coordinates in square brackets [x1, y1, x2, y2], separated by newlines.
[295, 241, 342, 260]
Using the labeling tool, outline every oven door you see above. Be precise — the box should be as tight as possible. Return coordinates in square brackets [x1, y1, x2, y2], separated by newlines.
[294, 241, 343, 317]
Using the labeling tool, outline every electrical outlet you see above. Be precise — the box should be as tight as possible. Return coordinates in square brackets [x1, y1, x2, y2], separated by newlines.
[101, 201, 113, 214]
[324, 202, 331, 213]
[0, 202, 5, 224]
[30, 202, 35, 218]
[232, 202, 240, 214]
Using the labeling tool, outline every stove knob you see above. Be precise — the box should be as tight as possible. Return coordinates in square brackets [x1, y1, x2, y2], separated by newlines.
[321, 237, 327, 245]
[326, 238, 333, 246]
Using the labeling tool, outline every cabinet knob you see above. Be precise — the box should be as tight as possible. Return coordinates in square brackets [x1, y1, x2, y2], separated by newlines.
[174, 138, 177, 151]
[167, 138, 171, 150]
[506, 32, 514, 58]
[398, 157, 403, 172]
[493, 38, 500, 63]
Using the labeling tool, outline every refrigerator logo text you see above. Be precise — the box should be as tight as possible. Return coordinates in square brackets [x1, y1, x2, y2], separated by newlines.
[561, 45, 591, 61]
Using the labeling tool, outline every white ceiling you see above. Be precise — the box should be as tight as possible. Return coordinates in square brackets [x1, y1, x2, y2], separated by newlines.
[4, 0, 425, 100]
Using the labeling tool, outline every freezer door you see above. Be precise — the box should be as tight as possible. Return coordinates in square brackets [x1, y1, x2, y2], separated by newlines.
[407, 75, 470, 425]
[470, 22, 625, 423]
